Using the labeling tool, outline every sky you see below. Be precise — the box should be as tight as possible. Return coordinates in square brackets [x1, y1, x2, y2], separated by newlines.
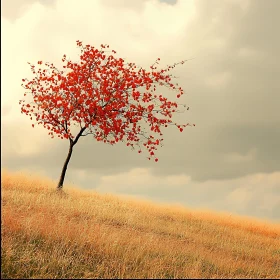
[2, 0, 280, 222]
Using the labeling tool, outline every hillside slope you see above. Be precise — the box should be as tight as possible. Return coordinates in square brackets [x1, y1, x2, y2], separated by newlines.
[1, 169, 280, 279]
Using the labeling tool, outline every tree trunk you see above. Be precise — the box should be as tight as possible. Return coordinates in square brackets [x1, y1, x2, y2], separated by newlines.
[57, 143, 74, 190]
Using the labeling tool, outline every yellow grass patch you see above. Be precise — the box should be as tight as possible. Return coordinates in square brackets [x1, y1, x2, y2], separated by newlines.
[1, 169, 280, 279]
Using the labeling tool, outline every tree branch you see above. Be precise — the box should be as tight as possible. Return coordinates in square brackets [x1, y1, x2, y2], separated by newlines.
[72, 127, 86, 146]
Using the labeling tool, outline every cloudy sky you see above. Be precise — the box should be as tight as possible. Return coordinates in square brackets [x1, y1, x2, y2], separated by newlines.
[2, 0, 280, 222]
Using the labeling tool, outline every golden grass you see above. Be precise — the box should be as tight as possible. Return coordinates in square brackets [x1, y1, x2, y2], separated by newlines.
[1, 168, 280, 279]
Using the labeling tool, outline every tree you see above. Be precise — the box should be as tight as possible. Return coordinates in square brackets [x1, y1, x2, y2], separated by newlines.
[20, 40, 195, 190]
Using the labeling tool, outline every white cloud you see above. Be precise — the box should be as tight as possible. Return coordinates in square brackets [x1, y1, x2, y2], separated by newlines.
[96, 168, 191, 193]
[94, 168, 280, 220]
[259, 194, 280, 212]
[226, 187, 252, 210]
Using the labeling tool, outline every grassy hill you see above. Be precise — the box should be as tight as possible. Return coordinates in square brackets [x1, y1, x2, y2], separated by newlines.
[1, 169, 280, 279]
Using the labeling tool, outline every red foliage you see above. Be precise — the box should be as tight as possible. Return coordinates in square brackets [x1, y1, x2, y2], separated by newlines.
[20, 41, 195, 160]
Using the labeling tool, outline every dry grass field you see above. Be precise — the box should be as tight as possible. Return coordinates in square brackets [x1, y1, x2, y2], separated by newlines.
[1, 169, 280, 279]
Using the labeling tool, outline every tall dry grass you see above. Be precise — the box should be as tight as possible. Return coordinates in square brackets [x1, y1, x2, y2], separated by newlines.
[1, 168, 280, 279]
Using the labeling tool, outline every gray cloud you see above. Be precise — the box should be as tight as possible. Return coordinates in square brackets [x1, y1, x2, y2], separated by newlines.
[3, 0, 280, 181]
[2, 0, 280, 222]
[159, 0, 178, 5]
[2, 0, 280, 181]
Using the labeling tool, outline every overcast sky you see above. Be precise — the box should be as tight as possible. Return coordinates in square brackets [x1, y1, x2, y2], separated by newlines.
[2, 0, 280, 222]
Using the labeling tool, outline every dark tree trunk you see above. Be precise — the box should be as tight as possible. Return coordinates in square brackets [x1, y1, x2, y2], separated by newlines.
[57, 143, 74, 190]
[56, 127, 86, 190]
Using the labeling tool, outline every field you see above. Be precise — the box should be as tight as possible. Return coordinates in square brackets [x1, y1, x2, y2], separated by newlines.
[1, 169, 280, 279]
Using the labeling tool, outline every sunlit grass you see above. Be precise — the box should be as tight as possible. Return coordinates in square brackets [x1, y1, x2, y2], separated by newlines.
[2, 168, 280, 279]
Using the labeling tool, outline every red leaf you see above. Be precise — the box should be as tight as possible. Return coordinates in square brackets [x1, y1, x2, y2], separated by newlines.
[20, 40, 191, 164]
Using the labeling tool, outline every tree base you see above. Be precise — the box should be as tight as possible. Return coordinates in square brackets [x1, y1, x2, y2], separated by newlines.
[55, 188, 69, 198]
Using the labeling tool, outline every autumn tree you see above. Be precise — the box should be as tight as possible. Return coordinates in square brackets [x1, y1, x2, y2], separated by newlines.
[20, 41, 195, 190]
